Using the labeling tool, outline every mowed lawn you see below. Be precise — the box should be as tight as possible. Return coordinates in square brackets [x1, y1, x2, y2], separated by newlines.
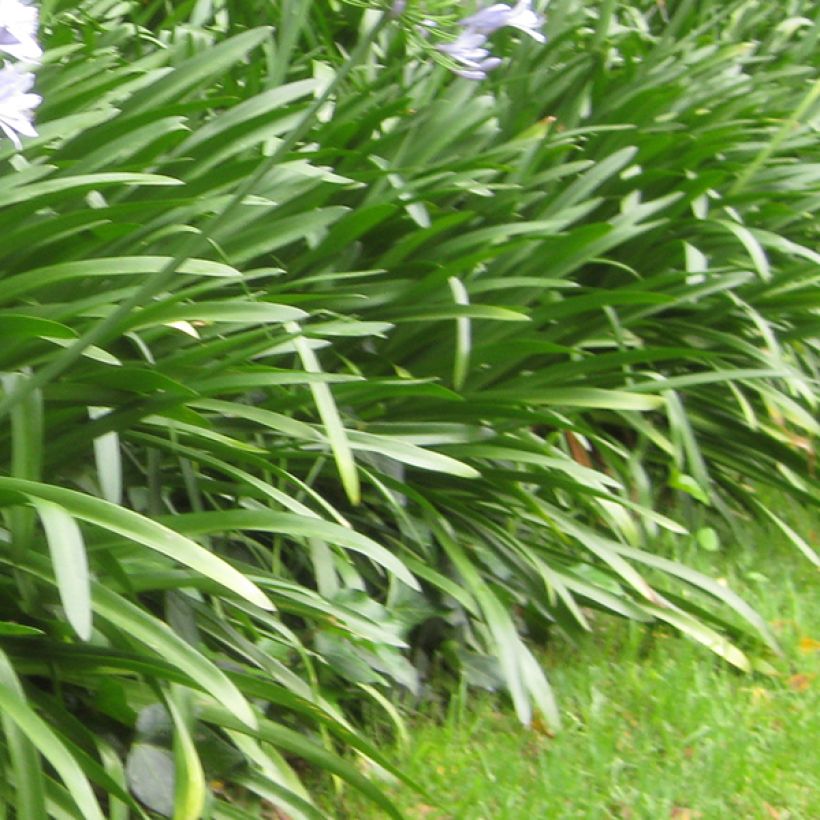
[324, 500, 819, 819]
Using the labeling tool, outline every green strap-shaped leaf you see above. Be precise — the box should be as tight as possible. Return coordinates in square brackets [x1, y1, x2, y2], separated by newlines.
[167, 689, 206, 820]
[287, 321, 361, 506]
[232, 771, 326, 820]
[0, 478, 273, 612]
[89, 406, 122, 505]
[122, 28, 273, 116]
[129, 300, 308, 330]
[177, 79, 319, 153]
[32, 500, 92, 641]
[640, 603, 751, 671]
[0, 173, 182, 210]
[91, 584, 257, 729]
[449, 276, 471, 391]
[0, 257, 241, 302]
[431, 520, 560, 731]
[0, 649, 47, 819]
[750, 500, 820, 567]
[617, 544, 780, 652]
[160, 509, 420, 592]
[199, 704, 405, 820]
[0, 652, 104, 820]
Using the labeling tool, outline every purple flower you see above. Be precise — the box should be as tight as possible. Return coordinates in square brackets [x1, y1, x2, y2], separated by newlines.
[0, 0, 41, 61]
[438, 29, 503, 80]
[460, 1, 546, 44]
[438, 1, 546, 80]
[0, 63, 40, 148]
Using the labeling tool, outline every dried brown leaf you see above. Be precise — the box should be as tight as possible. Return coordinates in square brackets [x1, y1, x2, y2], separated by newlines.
[787, 673, 814, 692]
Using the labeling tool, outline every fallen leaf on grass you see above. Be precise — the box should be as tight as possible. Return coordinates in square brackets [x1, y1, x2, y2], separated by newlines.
[786, 673, 814, 692]
[798, 636, 820, 653]
[762, 802, 784, 818]
[409, 804, 447, 819]
[670, 808, 701, 819]
[530, 712, 556, 738]
[748, 686, 773, 704]
[616, 732, 632, 752]
[620, 710, 639, 728]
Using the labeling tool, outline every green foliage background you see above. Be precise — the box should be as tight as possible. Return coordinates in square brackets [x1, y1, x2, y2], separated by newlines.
[0, 0, 817, 816]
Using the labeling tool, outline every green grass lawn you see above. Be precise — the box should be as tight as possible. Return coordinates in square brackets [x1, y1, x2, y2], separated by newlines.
[324, 502, 819, 819]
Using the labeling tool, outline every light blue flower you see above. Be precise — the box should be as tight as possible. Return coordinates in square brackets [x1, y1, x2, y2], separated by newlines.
[438, 1, 546, 80]
[438, 29, 503, 80]
[459, 0, 547, 43]
[0, 63, 39, 148]
[460, 1, 546, 44]
[0, 0, 41, 61]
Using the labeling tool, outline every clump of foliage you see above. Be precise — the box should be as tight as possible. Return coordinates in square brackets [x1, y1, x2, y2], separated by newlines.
[319, 497, 820, 818]
[0, 0, 817, 816]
